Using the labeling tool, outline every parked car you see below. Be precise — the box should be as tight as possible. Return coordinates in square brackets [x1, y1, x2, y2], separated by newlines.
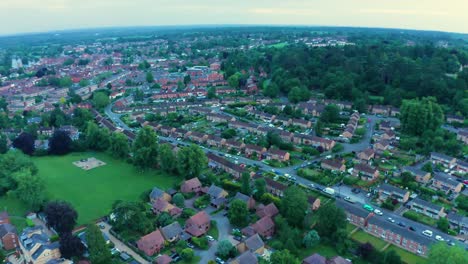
[206, 235, 215, 242]
[216, 257, 225, 264]
[422, 230, 433, 237]
[187, 243, 195, 249]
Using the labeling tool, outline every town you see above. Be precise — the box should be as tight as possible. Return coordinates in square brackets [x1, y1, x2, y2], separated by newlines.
[0, 26, 466, 264]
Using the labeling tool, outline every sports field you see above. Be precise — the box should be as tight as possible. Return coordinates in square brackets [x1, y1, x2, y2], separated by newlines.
[0, 152, 178, 225]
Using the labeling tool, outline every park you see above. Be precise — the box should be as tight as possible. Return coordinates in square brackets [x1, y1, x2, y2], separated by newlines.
[0, 152, 178, 225]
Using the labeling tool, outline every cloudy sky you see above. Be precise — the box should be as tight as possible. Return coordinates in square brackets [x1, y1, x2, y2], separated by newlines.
[0, 0, 466, 35]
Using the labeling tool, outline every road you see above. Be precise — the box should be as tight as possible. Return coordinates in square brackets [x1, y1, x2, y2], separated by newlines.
[103, 102, 462, 250]
[99, 221, 150, 264]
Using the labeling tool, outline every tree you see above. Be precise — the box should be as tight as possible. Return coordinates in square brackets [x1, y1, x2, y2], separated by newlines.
[172, 193, 185, 207]
[263, 82, 280, 98]
[288, 86, 310, 103]
[85, 122, 110, 151]
[158, 143, 177, 174]
[49, 130, 72, 155]
[207, 86, 217, 99]
[254, 178, 266, 200]
[155, 212, 173, 227]
[240, 173, 251, 195]
[92, 92, 110, 110]
[177, 145, 207, 179]
[227, 73, 240, 89]
[270, 249, 300, 264]
[13, 132, 35, 155]
[0, 151, 38, 194]
[320, 104, 340, 123]
[428, 242, 468, 264]
[181, 248, 194, 261]
[86, 224, 112, 264]
[59, 233, 85, 259]
[146, 72, 154, 83]
[315, 203, 347, 240]
[437, 217, 450, 232]
[109, 132, 130, 159]
[382, 250, 403, 264]
[216, 240, 234, 260]
[111, 200, 153, 234]
[71, 108, 93, 131]
[44, 201, 78, 235]
[184, 75, 191, 86]
[11, 169, 47, 210]
[221, 128, 237, 139]
[132, 126, 159, 169]
[303, 230, 320, 248]
[422, 162, 433, 173]
[228, 199, 249, 227]
[280, 186, 308, 227]
[400, 97, 444, 136]
[0, 134, 8, 154]
[358, 242, 375, 260]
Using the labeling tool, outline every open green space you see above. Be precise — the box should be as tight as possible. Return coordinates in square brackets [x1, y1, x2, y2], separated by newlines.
[351, 230, 388, 250]
[384, 245, 428, 264]
[1, 152, 178, 225]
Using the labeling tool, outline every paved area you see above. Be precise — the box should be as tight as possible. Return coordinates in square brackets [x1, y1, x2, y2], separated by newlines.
[32, 218, 55, 237]
[98, 221, 150, 264]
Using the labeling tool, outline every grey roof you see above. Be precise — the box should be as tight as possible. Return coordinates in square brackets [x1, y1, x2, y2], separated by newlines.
[412, 198, 443, 212]
[149, 187, 166, 200]
[379, 183, 408, 196]
[233, 192, 250, 203]
[303, 253, 327, 264]
[433, 173, 460, 186]
[0, 223, 17, 237]
[161, 222, 183, 240]
[32, 242, 60, 260]
[402, 166, 428, 177]
[235, 251, 258, 264]
[430, 152, 455, 162]
[207, 184, 224, 198]
[244, 233, 264, 252]
[337, 200, 370, 219]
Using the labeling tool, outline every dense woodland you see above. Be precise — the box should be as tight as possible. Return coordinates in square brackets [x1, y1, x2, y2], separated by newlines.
[222, 39, 468, 116]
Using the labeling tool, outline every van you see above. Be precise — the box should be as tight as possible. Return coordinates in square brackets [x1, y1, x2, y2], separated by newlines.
[422, 230, 433, 237]
[323, 187, 335, 195]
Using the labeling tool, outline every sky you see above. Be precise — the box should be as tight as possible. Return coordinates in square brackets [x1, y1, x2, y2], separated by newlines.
[0, 0, 467, 36]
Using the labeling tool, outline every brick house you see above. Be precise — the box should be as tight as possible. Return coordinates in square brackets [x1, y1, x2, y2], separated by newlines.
[206, 135, 226, 148]
[410, 198, 444, 219]
[431, 173, 463, 194]
[224, 139, 245, 152]
[256, 203, 279, 218]
[265, 149, 290, 162]
[237, 233, 265, 255]
[180, 177, 202, 193]
[373, 140, 390, 151]
[242, 216, 275, 238]
[160, 222, 183, 243]
[292, 118, 312, 129]
[0, 212, 10, 225]
[263, 177, 287, 197]
[152, 198, 182, 217]
[430, 152, 457, 169]
[357, 148, 375, 162]
[137, 229, 165, 256]
[149, 187, 171, 204]
[244, 144, 267, 159]
[207, 153, 246, 179]
[0, 223, 18, 250]
[402, 167, 432, 184]
[321, 159, 346, 172]
[378, 183, 410, 203]
[353, 163, 379, 181]
[230, 251, 258, 264]
[185, 211, 210, 237]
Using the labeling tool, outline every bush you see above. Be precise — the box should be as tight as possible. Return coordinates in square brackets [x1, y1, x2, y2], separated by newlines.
[194, 195, 210, 209]
[222, 180, 241, 193]
[343, 176, 359, 186]
[403, 211, 419, 221]
[181, 208, 197, 219]
[191, 236, 209, 250]
[26, 218, 35, 227]
[181, 248, 194, 260]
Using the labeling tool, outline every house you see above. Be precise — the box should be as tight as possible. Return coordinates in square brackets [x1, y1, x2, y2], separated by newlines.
[381, 130, 396, 140]
[402, 167, 432, 184]
[206, 134, 226, 148]
[456, 160, 468, 173]
[152, 198, 182, 217]
[225, 140, 246, 152]
[156, 255, 173, 264]
[149, 187, 171, 203]
[20, 226, 62, 264]
[357, 148, 375, 162]
[265, 149, 290, 162]
[430, 152, 457, 169]
[274, 116, 291, 126]
[0, 212, 10, 225]
[230, 251, 258, 264]
[207, 153, 246, 179]
[185, 211, 210, 237]
[180, 177, 202, 193]
[321, 159, 346, 172]
[446, 212, 468, 234]
[378, 183, 410, 203]
[160, 222, 183, 243]
[379, 121, 393, 131]
[206, 113, 236, 123]
[371, 105, 389, 116]
[0, 223, 18, 250]
[34, 140, 49, 150]
[431, 173, 463, 194]
[251, 216, 275, 238]
[264, 177, 287, 197]
[446, 114, 464, 124]
[231, 192, 256, 210]
[302, 253, 326, 264]
[308, 196, 321, 211]
[244, 144, 267, 159]
[353, 163, 379, 181]
[410, 198, 444, 219]
[206, 185, 228, 208]
[137, 229, 165, 256]
[256, 203, 279, 218]
[327, 256, 352, 264]
[456, 130, 468, 144]
[373, 140, 390, 151]
[237, 233, 265, 255]
[292, 118, 312, 129]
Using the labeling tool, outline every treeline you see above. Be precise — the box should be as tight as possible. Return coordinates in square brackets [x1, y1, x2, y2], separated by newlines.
[222, 41, 468, 116]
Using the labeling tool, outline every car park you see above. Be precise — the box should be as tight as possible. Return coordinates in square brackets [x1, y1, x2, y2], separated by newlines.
[422, 230, 433, 237]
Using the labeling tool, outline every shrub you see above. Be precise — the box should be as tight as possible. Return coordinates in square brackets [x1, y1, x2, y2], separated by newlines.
[191, 236, 209, 250]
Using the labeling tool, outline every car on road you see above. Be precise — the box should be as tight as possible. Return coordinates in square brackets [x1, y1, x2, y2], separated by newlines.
[435, 235, 444, 242]
[352, 188, 361, 194]
[408, 226, 416, 232]
[373, 209, 383, 215]
[397, 222, 406, 227]
[366, 193, 372, 198]
[309, 183, 315, 188]
[99, 223, 105, 229]
[446, 240, 455, 246]
[344, 196, 355, 203]
[387, 217, 395, 223]
[216, 257, 225, 264]
[422, 230, 433, 237]
[363, 204, 374, 212]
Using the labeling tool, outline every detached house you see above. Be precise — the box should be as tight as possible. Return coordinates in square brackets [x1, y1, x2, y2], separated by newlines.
[152, 198, 182, 217]
[242, 216, 275, 238]
[410, 198, 444, 219]
[353, 163, 379, 181]
[206, 185, 228, 208]
[431, 173, 463, 194]
[0, 223, 18, 250]
[180, 177, 202, 194]
[161, 222, 183, 243]
[357, 148, 375, 163]
[256, 203, 279, 218]
[237, 233, 265, 255]
[378, 183, 410, 203]
[230, 251, 258, 264]
[20, 226, 62, 264]
[185, 211, 210, 237]
[137, 229, 165, 256]
[149, 187, 171, 204]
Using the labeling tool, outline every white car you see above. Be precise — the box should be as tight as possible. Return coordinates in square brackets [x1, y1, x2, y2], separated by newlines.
[387, 217, 395, 223]
[373, 209, 383, 216]
[422, 230, 433, 237]
[435, 235, 444, 242]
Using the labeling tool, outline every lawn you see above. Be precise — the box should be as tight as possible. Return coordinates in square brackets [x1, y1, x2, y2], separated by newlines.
[2, 152, 178, 225]
[384, 245, 428, 264]
[351, 230, 388, 250]
[0, 196, 30, 231]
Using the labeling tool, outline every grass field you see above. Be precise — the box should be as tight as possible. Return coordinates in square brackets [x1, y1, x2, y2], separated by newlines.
[1, 152, 178, 225]
[352, 230, 388, 250]
[384, 245, 428, 264]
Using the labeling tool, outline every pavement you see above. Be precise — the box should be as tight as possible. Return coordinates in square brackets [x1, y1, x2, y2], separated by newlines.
[98, 221, 150, 264]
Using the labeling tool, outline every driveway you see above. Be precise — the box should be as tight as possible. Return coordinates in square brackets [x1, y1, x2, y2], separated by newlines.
[98, 221, 150, 264]
[196, 207, 235, 263]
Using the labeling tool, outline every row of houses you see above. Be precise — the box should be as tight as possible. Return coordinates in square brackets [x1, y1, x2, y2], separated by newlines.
[341, 112, 360, 139]
[430, 152, 468, 174]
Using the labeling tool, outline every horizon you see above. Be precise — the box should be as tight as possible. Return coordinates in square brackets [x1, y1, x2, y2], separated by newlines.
[0, 0, 467, 36]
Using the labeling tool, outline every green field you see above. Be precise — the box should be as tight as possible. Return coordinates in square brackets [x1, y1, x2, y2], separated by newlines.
[351, 230, 388, 250]
[384, 245, 428, 264]
[0, 152, 178, 225]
